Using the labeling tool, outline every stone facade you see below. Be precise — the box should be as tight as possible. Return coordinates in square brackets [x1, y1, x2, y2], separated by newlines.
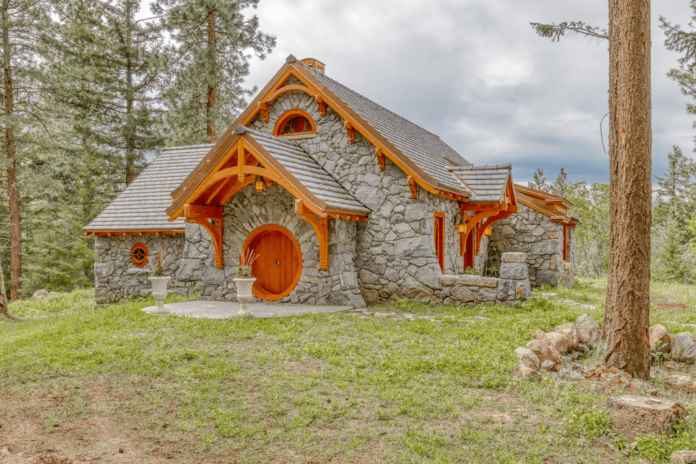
[487, 204, 575, 288]
[94, 234, 191, 304]
[180, 183, 365, 308]
[250, 86, 463, 305]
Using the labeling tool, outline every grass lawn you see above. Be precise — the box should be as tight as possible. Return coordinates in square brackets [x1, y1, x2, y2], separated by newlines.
[3, 282, 696, 463]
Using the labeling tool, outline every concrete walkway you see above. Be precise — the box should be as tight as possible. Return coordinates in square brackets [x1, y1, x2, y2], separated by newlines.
[142, 300, 354, 319]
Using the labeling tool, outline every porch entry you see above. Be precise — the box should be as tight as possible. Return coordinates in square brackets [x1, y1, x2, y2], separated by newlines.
[243, 225, 303, 301]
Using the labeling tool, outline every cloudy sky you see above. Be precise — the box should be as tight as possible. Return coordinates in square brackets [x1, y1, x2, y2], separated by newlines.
[238, 0, 695, 184]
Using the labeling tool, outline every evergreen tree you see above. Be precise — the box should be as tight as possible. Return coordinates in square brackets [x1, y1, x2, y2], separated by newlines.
[551, 167, 571, 196]
[654, 146, 695, 229]
[528, 168, 550, 192]
[152, 0, 275, 145]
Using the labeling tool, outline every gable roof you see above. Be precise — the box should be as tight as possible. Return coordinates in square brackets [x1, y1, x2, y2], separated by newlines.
[245, 129, 369, 213]
[85, 144, 212, 233]
[449, 164, 513, 203]
[514, 184, 579, 224]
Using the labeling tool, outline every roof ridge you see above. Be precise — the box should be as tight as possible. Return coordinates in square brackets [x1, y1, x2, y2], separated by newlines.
[302, 63, 446, 141]
[161, 143, 215, 151]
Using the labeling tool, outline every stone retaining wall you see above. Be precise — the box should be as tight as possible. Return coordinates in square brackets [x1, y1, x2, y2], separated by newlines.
[94, 234, 190, 304]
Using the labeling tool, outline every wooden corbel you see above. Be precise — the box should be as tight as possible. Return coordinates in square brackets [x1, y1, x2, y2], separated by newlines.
[344, 121, 355, 144]
[295, 199, 329, 270]
[375, 148, 386, 171]
[407, 176, 417, 199]
[257, 101, 269, 123]
[184, 204, 224, 269]
[315, 95, 327, 117]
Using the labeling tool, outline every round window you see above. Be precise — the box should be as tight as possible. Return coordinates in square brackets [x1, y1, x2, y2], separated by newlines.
[131, 243, 149, 267]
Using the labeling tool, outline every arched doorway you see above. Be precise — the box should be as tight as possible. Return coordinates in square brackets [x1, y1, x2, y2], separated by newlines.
[242, 225, 303, 301]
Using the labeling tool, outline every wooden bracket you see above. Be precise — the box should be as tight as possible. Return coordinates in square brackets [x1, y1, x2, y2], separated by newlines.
[375, 148, 386, 171]
[265, 179, 274, 187]
[258, 101, 269, 123]
[184, 204, 224, 269]
[295, 199, 329, 270]
[407, 176, 417, 199]
[344, 121, 355, 144]
[315, 95, 327, 117]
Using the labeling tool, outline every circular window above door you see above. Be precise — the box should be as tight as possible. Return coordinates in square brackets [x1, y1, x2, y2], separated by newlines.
[242, 225, 303, 301]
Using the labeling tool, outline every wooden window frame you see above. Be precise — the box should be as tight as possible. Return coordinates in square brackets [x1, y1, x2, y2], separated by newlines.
[273, 109, 317, 137]
[434, 212, 445, 273]
[131, 243, 149, 267]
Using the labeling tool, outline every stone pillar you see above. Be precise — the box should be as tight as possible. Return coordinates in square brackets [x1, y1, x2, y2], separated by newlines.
[500, 252, 531, 300]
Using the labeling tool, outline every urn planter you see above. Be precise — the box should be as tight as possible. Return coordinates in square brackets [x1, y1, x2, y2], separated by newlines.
[233, 277, 256, 316]
[149, 276, 170, 314]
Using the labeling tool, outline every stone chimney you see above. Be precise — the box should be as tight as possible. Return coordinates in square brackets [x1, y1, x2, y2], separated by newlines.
[301, 58, 325, 75]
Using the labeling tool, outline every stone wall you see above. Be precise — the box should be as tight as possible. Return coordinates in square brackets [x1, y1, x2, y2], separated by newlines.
[94, 234, 189, 304]
[487, 204, 575, 287]
[249, 86, 463, 305]
[178, 183, 365, 308]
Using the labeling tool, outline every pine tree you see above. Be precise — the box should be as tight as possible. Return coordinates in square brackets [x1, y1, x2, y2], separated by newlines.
[152, 0, 275, 145]
[653, 146, 695, 229]
[528, 168, 550, 192]
[551, 167, 571, 197]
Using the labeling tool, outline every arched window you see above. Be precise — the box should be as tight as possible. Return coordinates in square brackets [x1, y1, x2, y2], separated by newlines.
[273, 109, 317, 137]
[131, 243, 149, 267]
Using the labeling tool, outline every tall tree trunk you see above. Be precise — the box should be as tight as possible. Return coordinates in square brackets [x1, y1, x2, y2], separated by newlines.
[125, 4, 135, 186]
[2, 0, 20, 301]
[0, 264, 14, 319]
[604, 0, 652, 378]
[206, 10, 216, 143]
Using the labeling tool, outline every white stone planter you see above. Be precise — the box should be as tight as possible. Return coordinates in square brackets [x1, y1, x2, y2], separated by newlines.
[149, 276, 170, 314]
[233, 277, 256, 316]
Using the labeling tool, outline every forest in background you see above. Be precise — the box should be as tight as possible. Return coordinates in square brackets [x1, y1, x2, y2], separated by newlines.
[3, 0, 696, 298]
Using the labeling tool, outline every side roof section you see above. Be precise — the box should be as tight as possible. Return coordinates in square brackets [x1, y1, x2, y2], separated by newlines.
[449, 164, 513, 203]
[84, 144, 212, 232]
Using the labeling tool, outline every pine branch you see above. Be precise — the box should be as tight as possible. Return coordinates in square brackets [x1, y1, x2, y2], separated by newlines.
[530, 21, 608, 42]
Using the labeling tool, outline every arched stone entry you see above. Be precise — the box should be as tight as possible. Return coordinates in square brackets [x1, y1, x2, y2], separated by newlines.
[243, 224, 302, 301]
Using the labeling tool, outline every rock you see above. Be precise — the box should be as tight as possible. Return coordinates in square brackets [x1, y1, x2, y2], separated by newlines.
[94, 262, 115, 279]
[501, 252, 527, 264]
[609, 394, 685, 439]
[671, 333, 696, 363]
[541, 360, 558, 372]
[450, 286, 476, 303]
[415, 264, 443, 289]
[554, 323, 579, 350]
[576, 343, 590, 354]
[535, 270, 558, 287]
[526, 340, 560, 364]
[354, 186, 386, 211]
[649, 324, 672, 353]
[31, 289, 49, 300]
[516, 365, 541, 381]
[531, 240, 557, 255]
[534, 330, 552, 345]
[398, 276, 434, 301]
[671, 450, 696, 464]
[514, 347, 540, 371]
[664, 375, 696, 393]
[500, 263, 528, 280]
[576, 314, 602, 346]
[546, 331, 571, 354]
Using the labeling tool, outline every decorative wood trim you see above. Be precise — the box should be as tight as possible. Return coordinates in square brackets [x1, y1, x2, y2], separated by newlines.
[242, 224, 303, 301]
[344, 121, 355, 143]
[257, 101, 270, 123]
[295, 199, 329, 270]
[273, 109, 317, 137]
[375, 148, 386, 171]
[131, 243, 149, 267]
[237, 144, 246, 181]
[315, 95, 327, 117]
[184, 204, 224, 269]
[265, 84, 316, 104]
[475, 210, 513, 254]
[434, 212, 445, 273]
[407, 176, 417, 199]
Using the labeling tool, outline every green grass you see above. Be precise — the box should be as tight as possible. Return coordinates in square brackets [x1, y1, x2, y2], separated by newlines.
[1, 283, 696, 462]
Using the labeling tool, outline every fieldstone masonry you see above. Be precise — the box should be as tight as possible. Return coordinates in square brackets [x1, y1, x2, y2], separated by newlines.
[487, 204, 575, 288]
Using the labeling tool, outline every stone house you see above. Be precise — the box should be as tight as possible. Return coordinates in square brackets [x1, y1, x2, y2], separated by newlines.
[85, 56, 578, 307]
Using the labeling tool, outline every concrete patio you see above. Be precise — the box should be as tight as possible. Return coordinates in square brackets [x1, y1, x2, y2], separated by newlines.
[141, 300, 354, 319]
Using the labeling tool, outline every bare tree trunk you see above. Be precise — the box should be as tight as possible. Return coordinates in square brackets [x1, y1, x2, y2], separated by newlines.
[2, 0, 20, 301]
[604, 0, 652, 378]
[125, 2, 135, 186]
[0, 264, 14, 319]
[206, 10, 216, 143]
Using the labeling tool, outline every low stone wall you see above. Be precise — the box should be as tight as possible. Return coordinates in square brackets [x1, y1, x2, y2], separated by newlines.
[94, 234, 192, 304]
[437, 252, 532, 305]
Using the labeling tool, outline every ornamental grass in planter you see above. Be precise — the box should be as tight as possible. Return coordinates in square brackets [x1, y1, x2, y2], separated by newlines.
[234, 248, 259, 316]
[148, 249, 170, 314]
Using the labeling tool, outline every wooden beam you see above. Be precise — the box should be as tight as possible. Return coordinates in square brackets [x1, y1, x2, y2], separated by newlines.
[375, 148, 386, 171]
[295, 199, 329, 270]
[258, 101, 269, 123]
[344, 121, 355, 144]
[237, 143, 245, 181]
[315, 95, 327, 117]
[184, 204, 224, 269]
[407, 176, 417, 199]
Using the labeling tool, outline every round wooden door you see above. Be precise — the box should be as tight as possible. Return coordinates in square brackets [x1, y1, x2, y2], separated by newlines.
[243, 225, 302, 301]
